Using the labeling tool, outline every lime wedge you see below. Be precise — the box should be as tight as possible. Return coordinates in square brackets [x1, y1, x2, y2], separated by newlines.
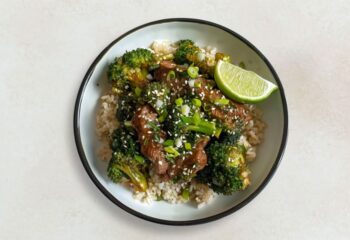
[214, 60, 278, 103]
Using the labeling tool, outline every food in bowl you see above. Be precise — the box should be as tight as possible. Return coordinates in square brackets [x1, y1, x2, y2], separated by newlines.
[96, 39, 276, 207]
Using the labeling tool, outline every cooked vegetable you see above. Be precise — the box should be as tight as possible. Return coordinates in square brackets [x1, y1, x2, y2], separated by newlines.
[100, 39, 265, 203]
[173, 39, 231, 76]
[164, 98, 221, 138]
[143, 82, 170, 118]
[111, 127, 140, 157]
[196, 140, 249, 194]
[187, 65, 199, 78]
[174, 39, 200, 64]
[107, 152, 148, 191]
[116, 93, 138, 122]
[123, 48, 155, 68]
[108, 48, 156, 90]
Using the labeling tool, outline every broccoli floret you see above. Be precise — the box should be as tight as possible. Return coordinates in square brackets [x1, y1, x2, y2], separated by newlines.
[123, 48, 155, 68]
[107, 162, 124, 183]
[143, 82, 170, 120]
[111, 127, 140, 156]
[174, 39, 201, 64]
[108, 127, 148, 191]
[173, 39, 232, 76]
[107, 152, 148, 191]
[219, 130, 241, 145]
[196, 141, 249, 194]
[116, 93, 138, 122]
[108, 48, 156, 89]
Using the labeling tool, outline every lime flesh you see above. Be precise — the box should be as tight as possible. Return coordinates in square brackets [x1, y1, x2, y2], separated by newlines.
[214, 60, 278, 103]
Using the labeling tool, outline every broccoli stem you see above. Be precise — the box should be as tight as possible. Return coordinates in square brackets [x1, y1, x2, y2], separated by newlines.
[117, 164, 148, 192]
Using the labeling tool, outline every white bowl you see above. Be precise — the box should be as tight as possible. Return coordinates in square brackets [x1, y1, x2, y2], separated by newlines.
[74, 18, 288, 225]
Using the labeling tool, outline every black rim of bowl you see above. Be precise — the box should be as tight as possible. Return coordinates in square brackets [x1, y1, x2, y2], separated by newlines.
[74, 18, 289, 226]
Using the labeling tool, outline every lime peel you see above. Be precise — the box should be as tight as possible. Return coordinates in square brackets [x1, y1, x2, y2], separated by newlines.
[214, 60, 278, 103]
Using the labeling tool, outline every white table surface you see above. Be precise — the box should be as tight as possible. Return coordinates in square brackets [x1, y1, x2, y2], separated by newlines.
[1, 0, 349, 239]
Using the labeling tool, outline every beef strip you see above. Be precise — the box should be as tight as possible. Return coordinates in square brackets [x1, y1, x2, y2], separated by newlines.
[132, 105, 169, 174]
[193, 78, 249, 129]
[168, 137, 210, 177]
[154, 60, 188, 98]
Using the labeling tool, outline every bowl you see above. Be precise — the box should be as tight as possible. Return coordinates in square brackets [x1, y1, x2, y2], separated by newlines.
[74, 18, 288, 225]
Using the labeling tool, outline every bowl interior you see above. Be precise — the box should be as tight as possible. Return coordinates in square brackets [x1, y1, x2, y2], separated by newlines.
[76, 20, 287, 223]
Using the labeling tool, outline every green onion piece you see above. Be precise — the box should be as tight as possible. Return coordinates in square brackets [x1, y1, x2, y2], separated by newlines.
[158, 110, 168, 123]
[163, 139, 174, 147]
[185, 142, 192, 150]
[214, 127, 222, 138]
[124, 121, 132, 127]
[192, 98, 202, 107]
[134, 87, 142, 97]
[164, 146, 180, 157]
[162, 53, 174, 60]
[180, 115, 192, 124]
[186, 125, 214, 135]
[166, 154, 176, 161]
[187, 66, 199, 79]
[175, 97, 183, 106]
[167, 70, 176, 80]
[193, 112, 201, 125]
[194, 81, 201, 88]
[182, 189, 190, 201]
[203, 103, 212, 112]
[134, 155, 145, 164]
[215, 98, 230, 105]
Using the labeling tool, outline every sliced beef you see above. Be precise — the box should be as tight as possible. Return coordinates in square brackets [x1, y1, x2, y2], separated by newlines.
[154, 60, 188, 98]
[153, 60, 176, 81]
[168, 137, 210, 177]
[132, 105, 169, 174]
[193, 78, 248, 129]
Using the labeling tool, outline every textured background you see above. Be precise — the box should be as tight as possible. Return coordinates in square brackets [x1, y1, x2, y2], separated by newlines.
[1, 1, 349, 239]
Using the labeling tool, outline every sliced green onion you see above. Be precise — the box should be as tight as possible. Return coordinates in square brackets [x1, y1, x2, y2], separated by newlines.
[187, 66, 199, 79]
[124, 121, 132, 127]
[214, 127, 222, 138]
[186, 125, 214, 135]
[215, 98, 230, 105]
[164, 146, 180, 157]
[194, 81, 201, 88]
[182, 189, 190, 201]
[180, 115, 192, 124]
[193, 112, 201, 125]
[203, 103, 212, 112]
[175, 97, 183, 106]
[158, 110, 168, 123]
[134, 155, 145, 164]
[167, 70, 176, 80]
[162, 53, 174, 60]
[163, 139, 174, 147]
[192, 98, 202, 107]
[185, 142, 192, 150]
[134, 87, 142, 97]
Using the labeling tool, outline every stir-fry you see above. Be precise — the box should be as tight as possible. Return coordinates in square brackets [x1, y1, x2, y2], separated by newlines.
[96, 40, 268, 206]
